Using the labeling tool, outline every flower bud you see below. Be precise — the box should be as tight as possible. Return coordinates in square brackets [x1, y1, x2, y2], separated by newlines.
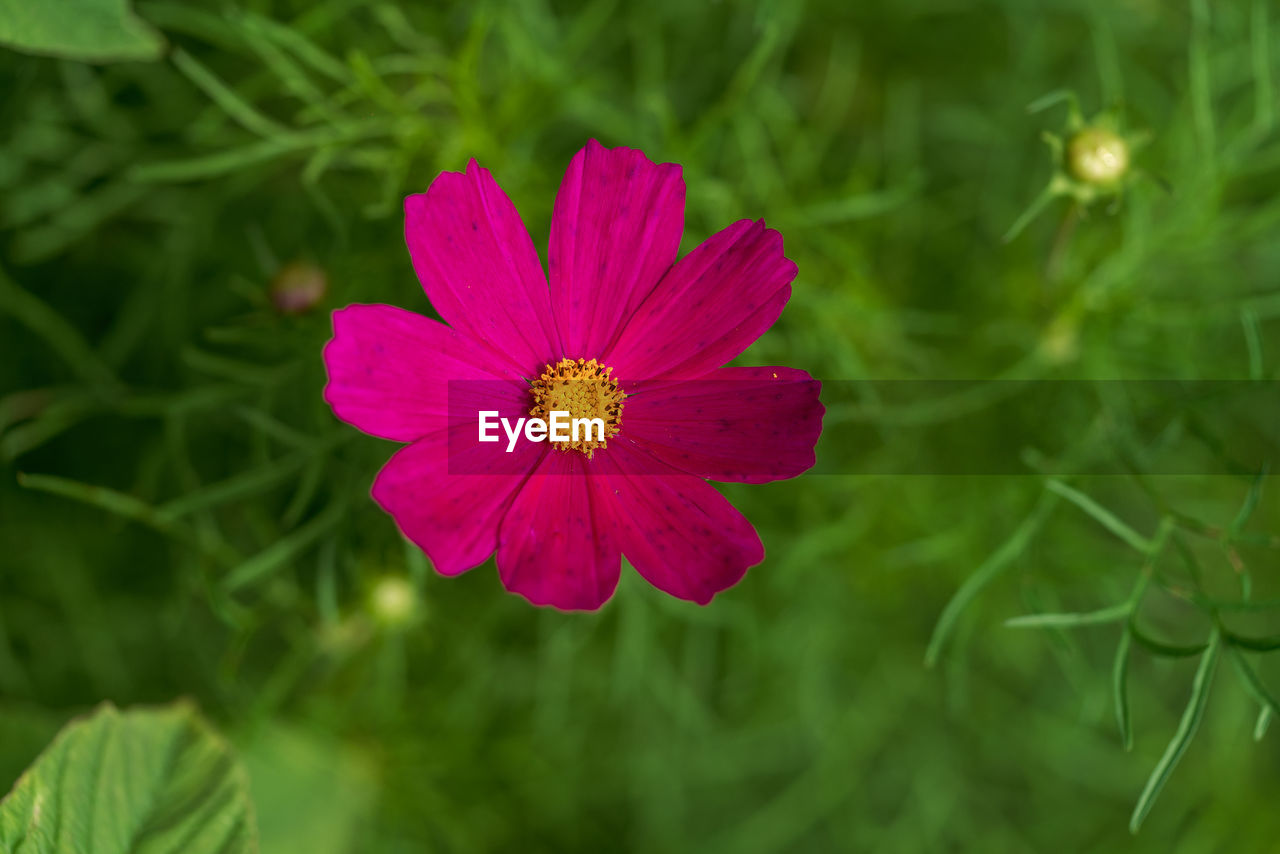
[1066, 127, 1129, 186]
[270, 261, 327, 315]
[368, 576, 417, 628]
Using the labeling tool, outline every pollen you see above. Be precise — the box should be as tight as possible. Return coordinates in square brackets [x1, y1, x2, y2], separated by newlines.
[530, 357, 624, 458]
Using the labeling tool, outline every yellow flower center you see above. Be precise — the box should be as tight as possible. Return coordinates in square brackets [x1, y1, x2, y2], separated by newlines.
[529, 357, 624, 459]
[1067, 127, 1130, 185]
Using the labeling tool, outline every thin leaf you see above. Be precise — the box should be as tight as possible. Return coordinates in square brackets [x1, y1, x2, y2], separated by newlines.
[1129, 622, 1209, 658]
[240, 9, 352, 84]
[222, 499, 345, 592]
[1229, 466, 1268, 537]
[18, 471, 175, 529]
[1113, 628, 1134, 750]
[1223, 629, 1280, 652]
[1188, 0, 1216, 164]
[1210, 597, 1280, 612]
[925, 491, 1057, 666]
[0, 264, 121, 392]
[1005, 602, 1130, 629]
[1002, 183, 1059, 243]
[1240, 308, 1264, 379]
[1251, 0, 1274, 135]
[1047, 479, 1152, 553]
[155, 451, 310, 522]
[1227, 646, 1280, 722]
[1256, 706, 1274, 741]
[171, 48, 289, 139]
[16, 472, 238, 565]
[1129, 630, 1220, 834]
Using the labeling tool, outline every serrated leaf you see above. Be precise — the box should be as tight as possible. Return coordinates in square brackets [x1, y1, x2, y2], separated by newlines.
[0, 0, 163, 62]
[0, 701, 257, 854]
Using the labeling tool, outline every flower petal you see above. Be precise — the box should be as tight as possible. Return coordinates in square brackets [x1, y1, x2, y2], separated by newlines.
[497, 451, 621, 611]
[596, 440, 764, 604]
[323, 303, 527, 442]
[372, 427, 546, 576]
[405, 161, 561, 376]
[623, 366, 823, 483]
[549, 140, 685, 359]
[606, 219, 796, 380]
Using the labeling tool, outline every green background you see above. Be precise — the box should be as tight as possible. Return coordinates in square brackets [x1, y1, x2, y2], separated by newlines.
[1, 0, 1278, 851]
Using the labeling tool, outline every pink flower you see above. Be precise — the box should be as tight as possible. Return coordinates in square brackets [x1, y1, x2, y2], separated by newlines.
[323, 141, 823, 611]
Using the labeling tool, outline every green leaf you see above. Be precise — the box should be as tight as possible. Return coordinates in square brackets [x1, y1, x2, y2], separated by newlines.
[1113, 628, 1134, 750]
[0, 0, 163, 63]
[1223, 629, 1280, 652]
[1129, 630, 1220, 834]
[1128, 621, 1209, 658]
[1005, 602, 1130, 629]
[1227, 647, 1280, 724]
[0, 701, 257, 853]
[924, 491, 1058, 666]
[1256, 706, 1274, 741]
[1046, 480, 1152, 553]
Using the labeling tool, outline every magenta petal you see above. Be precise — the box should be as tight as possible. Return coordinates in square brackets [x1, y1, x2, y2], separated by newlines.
[404, 161, 561, 376]
[497, 451, 621, 611]
[373, 427, 546, 576]
[606, 219, 796, 381]
[549, 140, 685, 358]
[624, 366, 823, 483]
[596, 440, 764, 605]
[323, 303, 527, 442]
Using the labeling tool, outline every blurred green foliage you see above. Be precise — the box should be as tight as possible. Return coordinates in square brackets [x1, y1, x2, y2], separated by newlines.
[1, 0, 1278, 851]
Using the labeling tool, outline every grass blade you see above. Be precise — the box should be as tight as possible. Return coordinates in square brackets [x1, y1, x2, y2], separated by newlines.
[1129, 630, 1220, 833]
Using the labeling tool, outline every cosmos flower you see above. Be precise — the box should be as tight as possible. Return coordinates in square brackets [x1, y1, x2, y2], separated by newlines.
[323, 140, 823, 610]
